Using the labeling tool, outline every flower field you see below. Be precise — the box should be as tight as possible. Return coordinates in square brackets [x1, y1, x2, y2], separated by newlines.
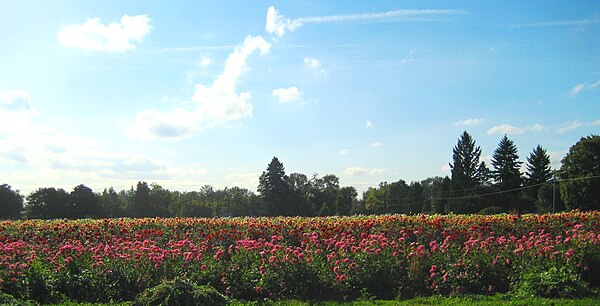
[1, 212, 600, 304]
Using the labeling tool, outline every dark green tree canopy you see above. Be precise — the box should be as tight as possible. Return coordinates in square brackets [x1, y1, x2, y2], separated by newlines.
[258, 157, 290, 216]
[70, 184, 100, 218]
[0, 184, 23, 219]
[526, 145, 553, 185]
[133, 181, 152, 217]
[26, 187, 70, 219]
[450, 131, 489, 189]
[560, 135, 600, 210]
[491, 135, 523, 190]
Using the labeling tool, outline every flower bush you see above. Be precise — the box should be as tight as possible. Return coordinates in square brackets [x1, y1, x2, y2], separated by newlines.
[0, 212, 599, 303]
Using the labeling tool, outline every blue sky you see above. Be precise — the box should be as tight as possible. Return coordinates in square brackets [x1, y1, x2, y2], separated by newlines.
[1, 1, 599, 195]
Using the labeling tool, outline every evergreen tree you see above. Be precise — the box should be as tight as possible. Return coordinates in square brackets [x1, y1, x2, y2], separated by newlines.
[448, 131, 489, 213]
[99, 187, 127, 217]
[491, 135, 528, 212]
[526, 145, 552, 185]
[432, 177, 450, 214]
[524, 145, 553, 212]
[133, 181, 152, 217]
[258, 157, 290, 216]
[409, 182, 425, 213]
[491, 135, 523, 190]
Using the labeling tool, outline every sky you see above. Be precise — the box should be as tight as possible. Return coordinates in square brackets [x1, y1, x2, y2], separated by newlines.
[1, 1, 599, 196]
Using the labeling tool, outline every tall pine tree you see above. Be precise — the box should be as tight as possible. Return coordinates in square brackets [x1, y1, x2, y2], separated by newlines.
[525, 145, 554, 212]
[491, 135, 522, 190]
[525, 145, 552, 185]
[448, 131, 490, 213]
[491, 135, 524, 211]
[258, 157, 290, 216]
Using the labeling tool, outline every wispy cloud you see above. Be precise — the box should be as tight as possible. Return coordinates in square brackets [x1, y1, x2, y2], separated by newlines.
[339, 149, 350, 156]
[513, 17, 600, 29]
[570, 80, 600, 96]
[558, 121, 584, 134]
[366, 120, 373, 129]
[132, 36, 271, 140]
[345, 167, 386, 176]
[303, 57, 327, 76]
[453, 118, 485, 126]
[487, 123, 546, 135]
[58, 15, 151, 52]
[371, 141, 383, 147]
[0, 90, 37, 116]
[272, 86, 303, 104]
[266, 6, 468, 37]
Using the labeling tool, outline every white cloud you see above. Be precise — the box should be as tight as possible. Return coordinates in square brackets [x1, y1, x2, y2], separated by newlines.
[304, 57, 321, 69]
[225, 171, 261, 190]
[297, 9, 467, 24]
[266, 6, 302, 37]
[366, 120, 373, 129]
[371, 141, 383, 147]
[453, 118, 485, 126]
[570, 83, 587, 96]
[266, 6, 467, 37]
[0, 93, 225, 195]
[345, 167, 386, 176]
[487, 124, 523, 136]
[487, 123, 546, 135]
[57, 15, 151, 52]
[570, 80, 600, 96]
[558, 121, 584, 134]
[0, 90, 36, 116]
[528, 123, 546, 132]
[303, 57, 327, 76]
[513, 17, 600, 28]
[198, 57, 212, 67]
[132, 35, 271, 140]
[272, 87, 302, 103]
[339, 149, 350, 155]
[440, 164, 451, 172]
[591, 119, 600, 126]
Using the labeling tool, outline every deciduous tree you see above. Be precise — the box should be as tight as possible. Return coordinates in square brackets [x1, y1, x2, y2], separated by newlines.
[0, 184, 23, 219]
[560, 135, 600, 210]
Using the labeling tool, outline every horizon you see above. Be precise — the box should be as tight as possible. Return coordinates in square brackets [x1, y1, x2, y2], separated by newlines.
[1, 1, 599, 196]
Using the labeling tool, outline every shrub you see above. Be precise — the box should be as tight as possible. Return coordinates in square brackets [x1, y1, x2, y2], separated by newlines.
[513, 266, 590, 298]
[477, 206, 506, 215]
[134, 278, 227, 306]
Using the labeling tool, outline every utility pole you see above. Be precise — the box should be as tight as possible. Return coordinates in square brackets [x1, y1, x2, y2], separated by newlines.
[552, 169, 556, 214]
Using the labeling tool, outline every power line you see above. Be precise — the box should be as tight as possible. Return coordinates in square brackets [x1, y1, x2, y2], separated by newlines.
[373, 174, 600, 208]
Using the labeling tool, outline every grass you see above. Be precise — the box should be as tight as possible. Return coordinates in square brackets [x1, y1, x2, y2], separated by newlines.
[229, 295, 600, 306]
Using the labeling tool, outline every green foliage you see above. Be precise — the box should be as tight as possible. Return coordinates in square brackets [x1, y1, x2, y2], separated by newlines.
[449, 131, 490, 213]
[560, 135, 600, 211]
[491, 135, 523, 191]
[0, 184, 23, 219]
[134, 278, 227, 306]
[26, 187, 71, 219]
[70, 185, 100, 218]
[514, 267, 591, 298]
[526, 145, 552, 186]
[258, 157, 291, 216]
[477, 206, 507, 215]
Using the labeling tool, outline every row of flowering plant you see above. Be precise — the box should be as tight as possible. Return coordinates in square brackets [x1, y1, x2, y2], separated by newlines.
[0, 211, 599, 303]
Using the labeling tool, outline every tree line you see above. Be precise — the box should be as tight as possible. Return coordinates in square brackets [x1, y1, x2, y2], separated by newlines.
[1, 133, 598, 219]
